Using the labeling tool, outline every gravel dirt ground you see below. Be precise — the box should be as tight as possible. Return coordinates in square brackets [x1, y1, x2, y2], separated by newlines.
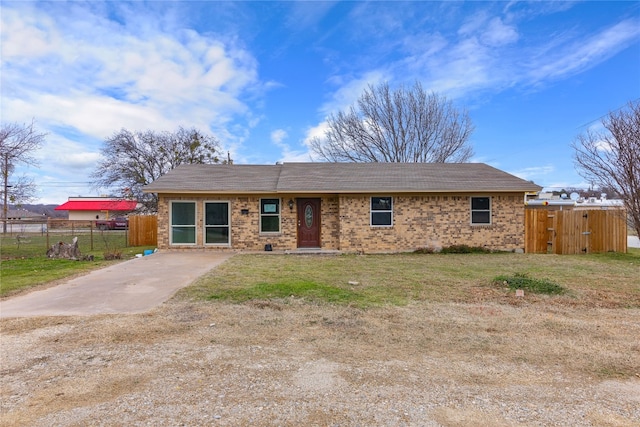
[1, 297, 639, 426]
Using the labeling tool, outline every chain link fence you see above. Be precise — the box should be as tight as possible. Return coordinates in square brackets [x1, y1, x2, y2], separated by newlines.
[1, 219, 128, 259]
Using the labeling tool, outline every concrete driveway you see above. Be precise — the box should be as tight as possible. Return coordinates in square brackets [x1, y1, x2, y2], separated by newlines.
[0, 251, 233, 318]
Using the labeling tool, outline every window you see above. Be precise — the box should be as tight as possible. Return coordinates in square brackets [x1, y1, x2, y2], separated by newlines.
[205, 202, 230, 245]
[371, 196, 393, 226]
[171, 201, 196, 244]
[471, 197, 491, 224]
[260, 198, 280, 233]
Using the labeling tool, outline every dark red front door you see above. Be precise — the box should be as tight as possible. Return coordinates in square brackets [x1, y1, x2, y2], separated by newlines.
[297, 198, 321, 248]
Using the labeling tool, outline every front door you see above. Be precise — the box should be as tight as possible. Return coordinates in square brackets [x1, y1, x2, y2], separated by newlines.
[297, 198, 321, 248]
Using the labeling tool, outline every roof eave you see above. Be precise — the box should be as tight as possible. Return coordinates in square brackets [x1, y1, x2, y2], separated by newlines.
[146, 188, 541, 194]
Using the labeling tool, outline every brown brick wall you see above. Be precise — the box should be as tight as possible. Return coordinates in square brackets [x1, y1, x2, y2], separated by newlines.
[156, 193, 525, 252]
[158, 194, 340, 251]
[321, 197, 340, 250]
[338, 194, 525, 253]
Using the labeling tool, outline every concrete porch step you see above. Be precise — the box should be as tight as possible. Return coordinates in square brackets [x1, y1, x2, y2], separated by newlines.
[284, 248, 341, 255]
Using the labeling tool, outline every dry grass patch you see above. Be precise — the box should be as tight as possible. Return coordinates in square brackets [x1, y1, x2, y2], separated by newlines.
[176, 251, 640, 381]
[1, 300, 639, 426]
[2, 250, 639, 426]
[180, 251, 640, 308]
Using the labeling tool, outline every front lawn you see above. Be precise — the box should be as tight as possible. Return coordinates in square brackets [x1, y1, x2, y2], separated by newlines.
[180, 249, 640, 309]
[0, 241, 156, 297]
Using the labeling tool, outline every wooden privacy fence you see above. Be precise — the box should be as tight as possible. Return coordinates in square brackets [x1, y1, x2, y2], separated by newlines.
[525, 209, 627, 254]
[128, 215, 157, 247]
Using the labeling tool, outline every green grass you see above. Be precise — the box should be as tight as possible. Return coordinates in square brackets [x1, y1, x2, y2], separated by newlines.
[0, 242, 156, 297]
[1, 232, 130, 259]
[493, 272, 567, 295]
[3, 240, 638, 304]
[208, 280, 362, 303]
[198, 257, 415, 308]
[180, 249, 640, 308]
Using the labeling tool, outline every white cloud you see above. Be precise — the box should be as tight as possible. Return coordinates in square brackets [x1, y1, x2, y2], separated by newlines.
[509, 165, 555, 181]
[1, 2, 264, 202]
[322, 70, 387, 115]
[409, 35, 501, 98]
[280, 149, 313, 163]
[542, 179, 591, 193]
[344, 5, 636, 113]
[528, 19, 640, 83]
[2, 1, 636, 203]
[268, 128, 311, 162]
[458, 11, 490, 37]
[285, 1, 336, 32]
[1, 2, 260, 140]
[302, 121, 330, 154]
[4, 94, 168, 141]
[0, 7, 60, 58]
[482, 17, 519, 46]
[594, 138, 615, 152]
[56, 152, 103, 169]
[270, 129, 288, 145]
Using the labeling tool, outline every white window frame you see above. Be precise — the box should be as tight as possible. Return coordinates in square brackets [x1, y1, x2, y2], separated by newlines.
[170, 200, 197, 245]
[204, 201, 231, 246]
[470, 196, 491, 225]
[260, 198, 281, 233]
[370, 196, 393, 227]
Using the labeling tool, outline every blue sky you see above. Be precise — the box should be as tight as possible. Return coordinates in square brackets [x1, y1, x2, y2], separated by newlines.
[1, 1, 639, 204]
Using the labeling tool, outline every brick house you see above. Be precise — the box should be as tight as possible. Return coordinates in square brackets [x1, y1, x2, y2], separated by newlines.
[143, 162, 542, 253]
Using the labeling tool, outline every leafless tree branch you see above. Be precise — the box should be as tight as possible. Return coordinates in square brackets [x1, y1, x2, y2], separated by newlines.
[91, 127, 223, 213]
[572, 101, 640, 238]
[1, 120, 46, 232]
[311, 81, 474, 163]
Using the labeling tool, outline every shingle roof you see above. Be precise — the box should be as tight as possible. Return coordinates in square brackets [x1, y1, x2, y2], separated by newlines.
[143, 163, 542, 194]
[144, 164, 282, 193]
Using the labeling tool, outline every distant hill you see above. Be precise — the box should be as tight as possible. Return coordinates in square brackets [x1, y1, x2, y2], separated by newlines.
[7, 204, 67, 218]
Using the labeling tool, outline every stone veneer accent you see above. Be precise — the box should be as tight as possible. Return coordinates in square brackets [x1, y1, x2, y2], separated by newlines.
[156, 192, 526, 252]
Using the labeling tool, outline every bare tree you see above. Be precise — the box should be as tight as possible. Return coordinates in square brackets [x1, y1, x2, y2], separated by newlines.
[0, 120, 46, 233]
[311, 81, 474, 163]
[91, 127, 223, 212]
[572, 101, 640, 238]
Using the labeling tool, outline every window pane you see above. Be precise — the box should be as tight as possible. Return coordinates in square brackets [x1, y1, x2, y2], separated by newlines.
[261, 199, 280, 214]
[206, 203, 228, 226]
[172, 226, 195, 244]
[261, 216, 280, 232]
[206, 227, 229, 244]
[472, 211, 491, 224]
[172, 202, 195, 225]
[472, 197, 490, 210]
[372, 197, 392, 211]
[372, 212, 392, 226]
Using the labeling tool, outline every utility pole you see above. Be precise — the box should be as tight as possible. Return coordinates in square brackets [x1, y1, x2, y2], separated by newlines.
[1, 121, 46, 234]
[3, 154, 9, 234]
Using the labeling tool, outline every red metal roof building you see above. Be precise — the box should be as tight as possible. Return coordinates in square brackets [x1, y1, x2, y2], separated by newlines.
[55, 197, 137, 220]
